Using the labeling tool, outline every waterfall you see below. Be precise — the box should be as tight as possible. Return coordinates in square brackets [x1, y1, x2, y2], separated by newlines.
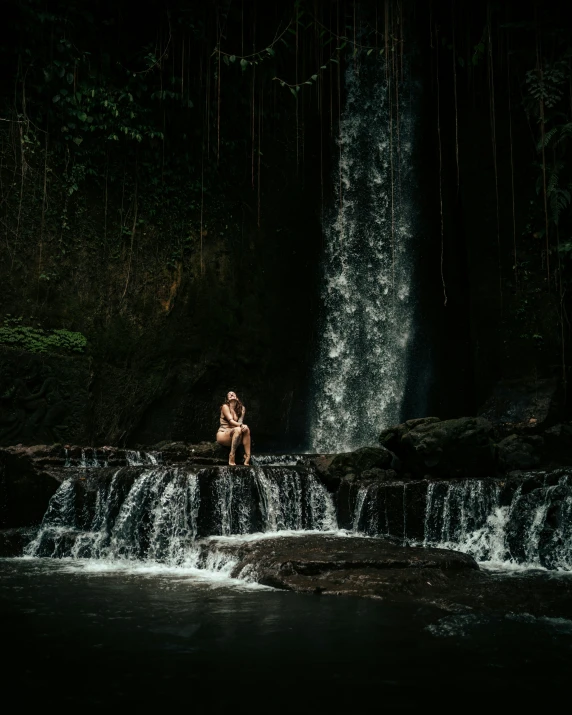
[347, 472, 572, 570]
[79, 448, 107, 468]
[25, 466, 337, 565]
[26, 468, 200, 563]
[311, 58, 417, 452]
[422, 474, 572, 570]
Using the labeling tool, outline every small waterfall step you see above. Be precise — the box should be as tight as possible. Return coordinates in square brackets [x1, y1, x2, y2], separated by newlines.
[344, 469, 572, 570]
[24, 464, 338, 560]
[3, 442, 571, 572]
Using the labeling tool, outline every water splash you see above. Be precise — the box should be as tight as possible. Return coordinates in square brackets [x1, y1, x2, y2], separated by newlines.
[311, 59, 417, 452]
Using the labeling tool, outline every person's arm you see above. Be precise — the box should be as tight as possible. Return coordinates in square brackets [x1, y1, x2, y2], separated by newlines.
[238, 407, 246, 426]
[222, 404, 242, 428]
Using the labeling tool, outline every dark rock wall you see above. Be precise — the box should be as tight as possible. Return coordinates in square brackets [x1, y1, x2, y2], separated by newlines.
[0, 168, 323, 451]
[0, 349, 91, 446]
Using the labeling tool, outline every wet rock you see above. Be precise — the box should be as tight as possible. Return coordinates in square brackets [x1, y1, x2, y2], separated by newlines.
[199, 535, 478, 590]
[151, 441, 228, 465]
[497, 434, 544, 470]
[362, 467, 396, 481]
[0, 527, 37, 557]
[379, 417, 440, 453]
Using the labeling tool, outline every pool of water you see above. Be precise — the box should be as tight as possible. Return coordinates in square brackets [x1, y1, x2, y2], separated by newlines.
[2, 558, 571, 711]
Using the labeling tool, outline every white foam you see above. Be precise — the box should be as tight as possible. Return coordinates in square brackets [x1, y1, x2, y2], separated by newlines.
[17, 555, 273, 591]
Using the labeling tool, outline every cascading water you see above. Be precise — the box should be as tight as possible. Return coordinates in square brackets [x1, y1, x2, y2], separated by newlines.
[348, 471, 572, 570]
[25, 466, 337, 567]
[422, 474, 572, 570]
[311, 58, 417, 452]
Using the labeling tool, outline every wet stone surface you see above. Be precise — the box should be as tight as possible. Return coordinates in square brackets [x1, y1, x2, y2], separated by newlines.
[199, 534, 572, 615]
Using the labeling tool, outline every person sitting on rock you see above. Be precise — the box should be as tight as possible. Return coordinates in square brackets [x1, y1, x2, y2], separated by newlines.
[216, 390, 251, 466]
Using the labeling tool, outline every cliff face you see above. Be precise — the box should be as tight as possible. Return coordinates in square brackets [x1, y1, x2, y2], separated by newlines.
[0, 175, 323, 449]
[0, 95, 326, 450]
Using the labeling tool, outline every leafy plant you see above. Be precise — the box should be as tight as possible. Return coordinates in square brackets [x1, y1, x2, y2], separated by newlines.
[0, 318, 87, 355]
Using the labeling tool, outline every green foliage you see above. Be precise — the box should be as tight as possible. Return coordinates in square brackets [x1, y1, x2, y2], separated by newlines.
[0, 318, 87, 355]
[525, 61, 569, 108]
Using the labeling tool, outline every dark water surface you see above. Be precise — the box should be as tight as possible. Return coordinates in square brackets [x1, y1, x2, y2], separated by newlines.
[2, 558, 571, 712]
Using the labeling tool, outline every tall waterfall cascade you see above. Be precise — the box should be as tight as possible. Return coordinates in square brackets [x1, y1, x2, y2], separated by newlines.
[311, 59, 417, 452]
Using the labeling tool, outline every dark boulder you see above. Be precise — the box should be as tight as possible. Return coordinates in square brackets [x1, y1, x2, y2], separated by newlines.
[543, 423, 572, 467]
[0, 446, 61, 528]
[306, 445, 400, 491]
[379, 417, 440, 453]
[497, 434, 544, 471]
[380, 417, 496, 479]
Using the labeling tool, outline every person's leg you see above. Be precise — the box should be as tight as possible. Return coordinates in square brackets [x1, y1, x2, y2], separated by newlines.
[229, 427, 243, 466]
[241, 427, 251, 465]
[216, 430, 232, 447]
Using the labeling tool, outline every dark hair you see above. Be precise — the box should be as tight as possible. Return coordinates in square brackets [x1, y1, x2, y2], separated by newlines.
[223, 392, 243, 419]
